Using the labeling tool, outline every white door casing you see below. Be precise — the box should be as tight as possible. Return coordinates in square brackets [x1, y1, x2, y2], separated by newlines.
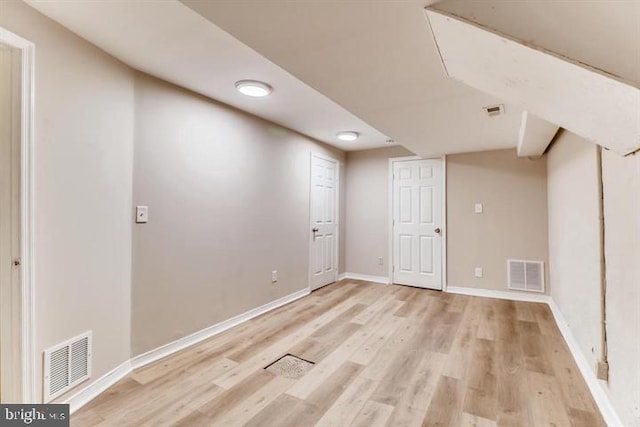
[392, 158, 444, 290]
[309, 153, 339, 290]
[0, 27, 35, 404]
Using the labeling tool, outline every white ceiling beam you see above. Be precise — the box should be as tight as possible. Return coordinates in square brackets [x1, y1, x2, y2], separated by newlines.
[425, 8, 640, 156]
[517, 111, 559, 157]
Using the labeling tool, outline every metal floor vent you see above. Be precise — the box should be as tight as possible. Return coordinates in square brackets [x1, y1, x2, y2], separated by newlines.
[43, 331, 92, 402]
[265, 354, 314, 379]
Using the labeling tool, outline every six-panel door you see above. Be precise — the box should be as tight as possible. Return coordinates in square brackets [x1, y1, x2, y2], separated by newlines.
[310, 154, 338, 290]
[392, 159, 443, 290]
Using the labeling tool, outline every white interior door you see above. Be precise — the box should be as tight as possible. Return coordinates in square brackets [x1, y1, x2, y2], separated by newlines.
[392, 158, 443, 290]
[0, 43, 21, 403]
[310, 153, 338, 290]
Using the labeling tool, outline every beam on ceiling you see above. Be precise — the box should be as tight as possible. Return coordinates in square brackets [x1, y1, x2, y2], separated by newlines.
[517, 111, 559, 157]
[425, 8, 640, 156]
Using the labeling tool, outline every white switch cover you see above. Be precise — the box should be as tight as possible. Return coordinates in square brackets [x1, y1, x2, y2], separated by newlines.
[271, 270, 278, 283]
[475, 203, 483, 214]
[475, 267, 483, 278]
[136, 206, 149, 223]
[377, 257, 384, 266]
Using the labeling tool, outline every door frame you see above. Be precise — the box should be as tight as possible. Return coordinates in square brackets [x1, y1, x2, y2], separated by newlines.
[0, 27, 35, 403]
[308, 152, 340, 291]
[387, 155, 447, 290]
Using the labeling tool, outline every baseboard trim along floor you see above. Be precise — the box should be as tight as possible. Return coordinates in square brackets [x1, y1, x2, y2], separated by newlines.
[445, 285, 622, 426]
[338, 272, 390, 284]
[65, 281, 621, 425]
[64, 287, 310, 414]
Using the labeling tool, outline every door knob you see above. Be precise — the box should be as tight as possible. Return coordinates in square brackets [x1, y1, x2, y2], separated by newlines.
[434, 227, 441, 234]
[312, 227, 319, 233]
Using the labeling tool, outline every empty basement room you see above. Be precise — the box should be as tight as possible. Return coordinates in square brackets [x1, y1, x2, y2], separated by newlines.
[0, 1, 639, 426]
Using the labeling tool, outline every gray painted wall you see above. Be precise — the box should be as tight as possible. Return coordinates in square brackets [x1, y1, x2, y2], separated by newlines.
[131, 73, 345, 355]
[344, 146, 414, 277]
[447, 149, 549, 291]
[0, 1, 134, 402]
[344, 146, 549, 294]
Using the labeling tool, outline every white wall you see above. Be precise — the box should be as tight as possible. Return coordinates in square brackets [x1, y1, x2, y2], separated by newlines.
[601, 149, 640, 425]
[131, 74, 346, 355]
[0, 1, 134, 402]
[344, 146, 415, 278]
[546, 130, 640, 425]
[546, 131, 603, 370]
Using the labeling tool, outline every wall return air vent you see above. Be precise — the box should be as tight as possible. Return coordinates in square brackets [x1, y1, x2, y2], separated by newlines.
[507, 259, 544, 293]
[43, 331, 92, 402]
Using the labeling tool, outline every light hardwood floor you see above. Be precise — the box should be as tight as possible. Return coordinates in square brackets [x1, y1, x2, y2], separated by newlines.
[72, 280, 605, 427]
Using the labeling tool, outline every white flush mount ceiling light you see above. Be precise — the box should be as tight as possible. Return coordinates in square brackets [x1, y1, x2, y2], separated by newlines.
[336, 131, 359, 141]
[235, 80, 272, 97]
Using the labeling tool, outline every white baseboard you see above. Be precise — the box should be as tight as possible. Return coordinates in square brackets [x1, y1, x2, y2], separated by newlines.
[64, 287, 310, 414]
[65, 360, 131, 414]
[338, 272, 390, 284]
[64, 282, 621, 425]
[446, 286, 551, 303]
[547, 299, 622, 427]
[131, 287, 309, 369]
[446, 285, 621, 426]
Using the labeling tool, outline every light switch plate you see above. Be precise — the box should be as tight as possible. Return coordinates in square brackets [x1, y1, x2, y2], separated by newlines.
[475, 203, 483, 214]
[271, 270, 278, 283]
[136, 206, 149, 223]
[474, 267, 483, 278]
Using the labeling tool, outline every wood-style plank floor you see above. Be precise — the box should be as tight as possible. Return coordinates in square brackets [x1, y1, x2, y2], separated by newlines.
[72, 280, 605, 427]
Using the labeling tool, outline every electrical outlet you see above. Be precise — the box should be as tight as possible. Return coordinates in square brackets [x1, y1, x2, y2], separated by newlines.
[136, 206, 149, 223]
[474, 267, 483, 278]
[377, 257, 384, 266]
[271, 270, 278, 283]
[475, 203, 483, 214]
[596, 361, 609, 380]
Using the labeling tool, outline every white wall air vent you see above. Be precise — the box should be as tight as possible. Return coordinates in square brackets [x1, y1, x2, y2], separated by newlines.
[508, 259, 544, 293]
[484, 104, 504, 117]
[43, 331, 92, 402]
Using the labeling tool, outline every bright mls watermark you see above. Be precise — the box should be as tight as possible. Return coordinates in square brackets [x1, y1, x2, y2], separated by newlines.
[0, 404, 68, 426]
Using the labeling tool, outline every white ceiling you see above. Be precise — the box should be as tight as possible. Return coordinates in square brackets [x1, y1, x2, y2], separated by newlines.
[25, 0, 640, 156]
[24, 0, 392, 151]
[181, 0, 522, 157]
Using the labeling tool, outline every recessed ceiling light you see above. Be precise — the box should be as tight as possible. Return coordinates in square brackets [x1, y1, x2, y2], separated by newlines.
[336, 131, 359, 141]
[235, 80, 272, 97]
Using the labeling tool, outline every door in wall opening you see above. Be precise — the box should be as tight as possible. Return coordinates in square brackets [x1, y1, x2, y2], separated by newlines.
[309, 153, 339, 291]
[0, 42, 22, 403]
[392, 158, 443, 290]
